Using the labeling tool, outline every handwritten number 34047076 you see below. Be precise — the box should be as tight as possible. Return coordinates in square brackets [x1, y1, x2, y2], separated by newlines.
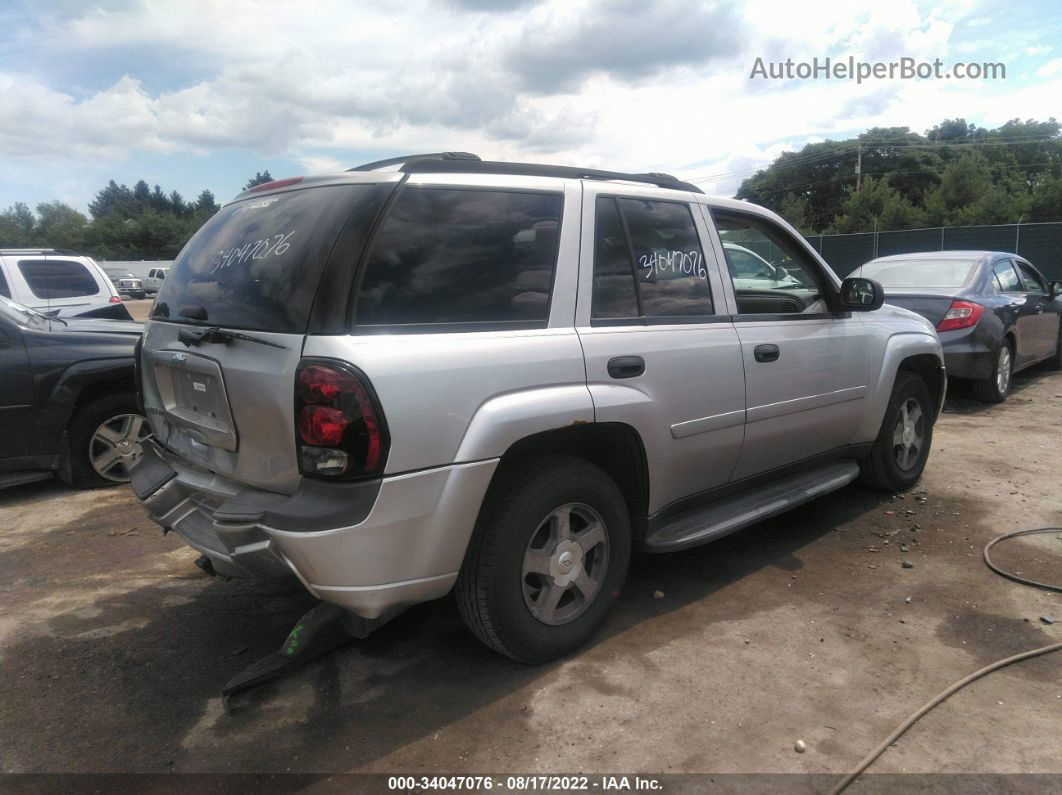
[638, 249, 707, 281]
[210, 231, 295, 273]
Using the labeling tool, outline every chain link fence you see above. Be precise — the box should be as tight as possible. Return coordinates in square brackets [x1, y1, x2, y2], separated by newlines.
[802, 222, 1062, 279]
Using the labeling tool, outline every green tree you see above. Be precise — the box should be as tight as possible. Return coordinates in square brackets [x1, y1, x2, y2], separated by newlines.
[0, 202, 36, 246]
[243, 170, 273, 190]
[195, 189, 219, 214]
[33, 201, 88, 250]
[89, 180, 139, 220]
[827, 177, 926, 234]
[1027, 174, 1062, 222]
[779, 193, 812, 234]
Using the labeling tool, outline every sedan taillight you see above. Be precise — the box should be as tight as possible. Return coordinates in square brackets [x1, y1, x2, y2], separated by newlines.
[294, 360, 389, 479]
[936, 300, 984, 332]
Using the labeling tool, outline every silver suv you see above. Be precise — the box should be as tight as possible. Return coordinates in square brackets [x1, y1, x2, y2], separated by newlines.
[130, 153, 945, 662]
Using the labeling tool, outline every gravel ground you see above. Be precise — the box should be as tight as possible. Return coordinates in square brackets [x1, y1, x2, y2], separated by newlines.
[1, 369, 1059, 785]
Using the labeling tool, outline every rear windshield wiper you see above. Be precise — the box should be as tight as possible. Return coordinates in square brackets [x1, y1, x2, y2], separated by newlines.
[178, 326, 286, 349]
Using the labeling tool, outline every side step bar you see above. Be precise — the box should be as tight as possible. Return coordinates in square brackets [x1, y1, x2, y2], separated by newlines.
[643, 460, 860, 552]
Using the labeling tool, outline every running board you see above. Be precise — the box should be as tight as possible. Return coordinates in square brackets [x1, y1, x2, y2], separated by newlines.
[643, 460, 860, 552]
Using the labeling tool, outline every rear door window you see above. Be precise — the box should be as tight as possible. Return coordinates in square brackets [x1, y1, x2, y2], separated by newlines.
[17, 259, 100, 299]
[992, 260, 1022, 292]
[355, 187, 562, 329]
[152, 185, 375, 333]
[590, 196, 713, 322]
[1014, 261, 1047, 293]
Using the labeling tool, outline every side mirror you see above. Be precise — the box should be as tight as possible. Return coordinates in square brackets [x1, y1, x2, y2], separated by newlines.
[839, 277, 885, 312]
[1050, 281, 1062, 299]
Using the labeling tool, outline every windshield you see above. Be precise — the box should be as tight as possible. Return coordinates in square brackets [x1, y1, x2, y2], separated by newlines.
[855, 258, 978, 288]
[153, 184, 375, 333]
[0, 294, 51, 329]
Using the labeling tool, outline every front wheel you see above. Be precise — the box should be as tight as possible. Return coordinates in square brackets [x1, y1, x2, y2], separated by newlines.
[859, 371, 934, 493]
[456, 455, 631, 663]
[972, 340, 1013, 403]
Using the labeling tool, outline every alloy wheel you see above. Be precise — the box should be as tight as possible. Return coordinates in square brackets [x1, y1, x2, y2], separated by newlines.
[996, 345, 1012, 395]
[892, 397, 925, 471]
[521, 502, 610, 626]
[89, 413, 149, 482]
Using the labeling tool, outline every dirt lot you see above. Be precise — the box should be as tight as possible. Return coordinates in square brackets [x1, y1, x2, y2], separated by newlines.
[1, 370, 1059, 784]
[124, 298, 153, 322]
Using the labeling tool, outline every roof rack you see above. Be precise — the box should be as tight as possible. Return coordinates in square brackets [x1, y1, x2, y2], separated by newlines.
[0, 248, 80, 256]
[347, 152, 481, 172]
[346, 152, 703, 193]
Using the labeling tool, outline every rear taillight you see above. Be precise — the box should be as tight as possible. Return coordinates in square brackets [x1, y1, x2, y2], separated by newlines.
[109, 295, 122, 303]
[936, 300, 984, 332]
[294, 360, 389, 479]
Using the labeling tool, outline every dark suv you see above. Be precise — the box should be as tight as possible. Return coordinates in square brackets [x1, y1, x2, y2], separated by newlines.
[0, 296, 146, 488]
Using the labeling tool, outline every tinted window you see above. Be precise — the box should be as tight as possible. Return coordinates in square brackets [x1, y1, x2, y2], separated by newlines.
[618, 198, 711, 317]
[17, 259, 100, 299]
[856, 258, 977, 288]
[714, 212, 826, 315]
[992, 261, 1022, 292]
[591, 198, 638, 318]
[0, 267, 9, 298]
[356, 187, 562, 327]
[153, 185, 372, 332]
[1014, 261, 1046, 293]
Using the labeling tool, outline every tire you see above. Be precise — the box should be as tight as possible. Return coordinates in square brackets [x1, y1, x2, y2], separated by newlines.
[859, 370, 934, 493]
[972, 339, 1013, 403]
[456, 455, 631, 663]
[66, 392, 149, 488]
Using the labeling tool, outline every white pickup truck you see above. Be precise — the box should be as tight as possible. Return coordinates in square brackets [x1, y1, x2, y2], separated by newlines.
[143, 266, 169, 295]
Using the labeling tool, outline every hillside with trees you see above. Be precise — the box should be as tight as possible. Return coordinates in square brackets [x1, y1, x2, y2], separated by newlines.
[737, 118, 1062, 234]
[0, 171, 273, 261]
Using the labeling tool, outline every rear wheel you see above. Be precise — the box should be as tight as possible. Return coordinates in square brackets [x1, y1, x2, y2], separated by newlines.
[972, 340, 1013, 403]
[66, 392, 149, 488]
[859, 370, 934, 493]
[456, 455, 631, 663]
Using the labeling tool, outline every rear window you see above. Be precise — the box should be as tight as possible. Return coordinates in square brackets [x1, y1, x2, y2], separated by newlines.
[152, 185, 373, 332]
[17, 259, 100, 299]
[355, 187, 562, 329]
[856, 258, 978, 288]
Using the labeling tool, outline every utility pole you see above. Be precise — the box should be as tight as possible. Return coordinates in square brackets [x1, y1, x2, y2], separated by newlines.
[855, 143, 862, 193]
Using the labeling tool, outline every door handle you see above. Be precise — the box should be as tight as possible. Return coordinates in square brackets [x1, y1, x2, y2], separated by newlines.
[754, 344, 780, 363]
[607, 355, 645, 379]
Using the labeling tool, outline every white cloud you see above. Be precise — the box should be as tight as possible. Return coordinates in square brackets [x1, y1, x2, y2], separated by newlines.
[1036, 57, 1062, 78]
[0, 0, 1054, 206]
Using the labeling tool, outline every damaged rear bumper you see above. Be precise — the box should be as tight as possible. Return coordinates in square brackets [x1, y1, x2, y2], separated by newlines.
[130, 441, 498, 619]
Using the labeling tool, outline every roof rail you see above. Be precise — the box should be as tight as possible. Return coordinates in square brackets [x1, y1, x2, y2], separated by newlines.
[347, 151, 481, 172]
[0, 248, 80, 256]
[399, 159, 704, 193]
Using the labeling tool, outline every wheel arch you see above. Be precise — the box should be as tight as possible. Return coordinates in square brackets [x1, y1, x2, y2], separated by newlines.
[490, 423, 651, 543]
[856, 332, 945, 442]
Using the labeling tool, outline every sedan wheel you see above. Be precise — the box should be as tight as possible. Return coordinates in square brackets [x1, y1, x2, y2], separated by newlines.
[995, 344, 1012, 395]
[89, 413, 149, 482]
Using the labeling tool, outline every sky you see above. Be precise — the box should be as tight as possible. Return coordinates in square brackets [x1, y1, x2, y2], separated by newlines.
[1, 0, 1061, 214]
